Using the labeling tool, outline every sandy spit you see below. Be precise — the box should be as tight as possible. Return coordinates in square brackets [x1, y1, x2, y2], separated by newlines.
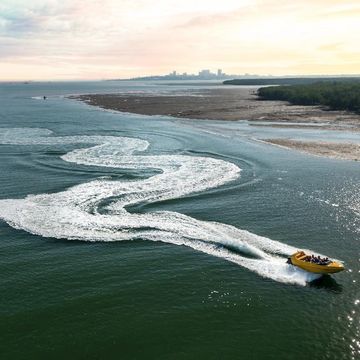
[262, 138, 360, 161]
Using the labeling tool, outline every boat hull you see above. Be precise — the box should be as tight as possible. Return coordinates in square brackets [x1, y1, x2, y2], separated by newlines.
[290, 251, 344, 274]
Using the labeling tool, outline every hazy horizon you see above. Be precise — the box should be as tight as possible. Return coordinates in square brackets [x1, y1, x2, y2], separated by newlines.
[2, 72, 360, 83]
[1, 0, 359, 81]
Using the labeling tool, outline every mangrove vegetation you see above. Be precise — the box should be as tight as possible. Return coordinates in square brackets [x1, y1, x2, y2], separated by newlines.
[257, 81, 360, 113]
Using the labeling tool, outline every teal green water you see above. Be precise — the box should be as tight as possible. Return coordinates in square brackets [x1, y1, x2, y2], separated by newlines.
[0, 81, 359, 359]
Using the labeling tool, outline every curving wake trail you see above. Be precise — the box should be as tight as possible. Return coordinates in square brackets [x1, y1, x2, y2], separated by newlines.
[0, 128, 320, 285]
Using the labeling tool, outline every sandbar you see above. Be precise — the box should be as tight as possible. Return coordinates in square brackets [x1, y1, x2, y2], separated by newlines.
[73, 87, 360, 129]
[262, 139, 360, 161]
[71, 87, 360, 161]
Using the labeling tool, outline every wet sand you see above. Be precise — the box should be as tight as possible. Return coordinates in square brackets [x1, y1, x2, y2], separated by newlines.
[262, 139, 360, 161]
[74, 87, 360, 128]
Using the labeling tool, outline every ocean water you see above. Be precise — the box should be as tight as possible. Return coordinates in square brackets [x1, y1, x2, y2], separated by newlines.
[0, 81, 359, 359]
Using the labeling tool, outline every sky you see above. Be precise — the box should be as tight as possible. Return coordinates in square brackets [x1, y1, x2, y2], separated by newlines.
[0, 0, 359, 80]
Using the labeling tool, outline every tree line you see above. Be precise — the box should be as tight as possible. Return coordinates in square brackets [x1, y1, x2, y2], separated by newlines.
[257, 81, 360, 113]
[223, 77, 360, 86]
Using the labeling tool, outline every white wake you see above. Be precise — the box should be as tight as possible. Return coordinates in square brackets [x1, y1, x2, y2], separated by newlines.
[0, 128, 320, 285]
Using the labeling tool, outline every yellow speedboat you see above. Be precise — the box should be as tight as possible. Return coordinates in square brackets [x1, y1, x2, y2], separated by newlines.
[287, 251, 344, 274]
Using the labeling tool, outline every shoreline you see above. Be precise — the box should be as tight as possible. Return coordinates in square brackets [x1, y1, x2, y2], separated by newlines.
[71, 87, 360, 161]
[261, 139, 360, 161]
[72, 87, 360, 128]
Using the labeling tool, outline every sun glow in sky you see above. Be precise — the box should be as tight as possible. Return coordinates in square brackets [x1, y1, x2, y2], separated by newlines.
[0, 0, 359, 80]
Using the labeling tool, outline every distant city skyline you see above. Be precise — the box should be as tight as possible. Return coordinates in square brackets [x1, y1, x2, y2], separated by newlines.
[126, 68, 264, 81]
[0, 0, 359, 81]
[122, 68, 359, 82]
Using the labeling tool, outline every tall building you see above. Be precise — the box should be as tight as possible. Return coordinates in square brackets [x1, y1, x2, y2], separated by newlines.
[198, 69, 211, 77]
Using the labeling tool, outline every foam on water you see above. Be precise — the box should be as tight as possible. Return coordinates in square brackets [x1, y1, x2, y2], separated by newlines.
[0, 128, 321, 285]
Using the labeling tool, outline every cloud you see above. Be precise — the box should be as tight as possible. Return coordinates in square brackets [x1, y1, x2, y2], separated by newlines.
[0, 0, 359, 80]
[0, 1, 61, 36]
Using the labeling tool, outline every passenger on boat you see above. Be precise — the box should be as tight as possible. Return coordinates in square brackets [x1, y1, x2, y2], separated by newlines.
[320, 257, 330, 265]
[304, 254, 330, 265]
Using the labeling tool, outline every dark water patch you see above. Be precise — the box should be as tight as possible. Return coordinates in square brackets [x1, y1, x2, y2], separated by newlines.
[309, 275, 343, 293]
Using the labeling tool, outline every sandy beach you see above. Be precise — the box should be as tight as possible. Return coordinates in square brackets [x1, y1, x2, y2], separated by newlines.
[73, 87, 360, 161]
